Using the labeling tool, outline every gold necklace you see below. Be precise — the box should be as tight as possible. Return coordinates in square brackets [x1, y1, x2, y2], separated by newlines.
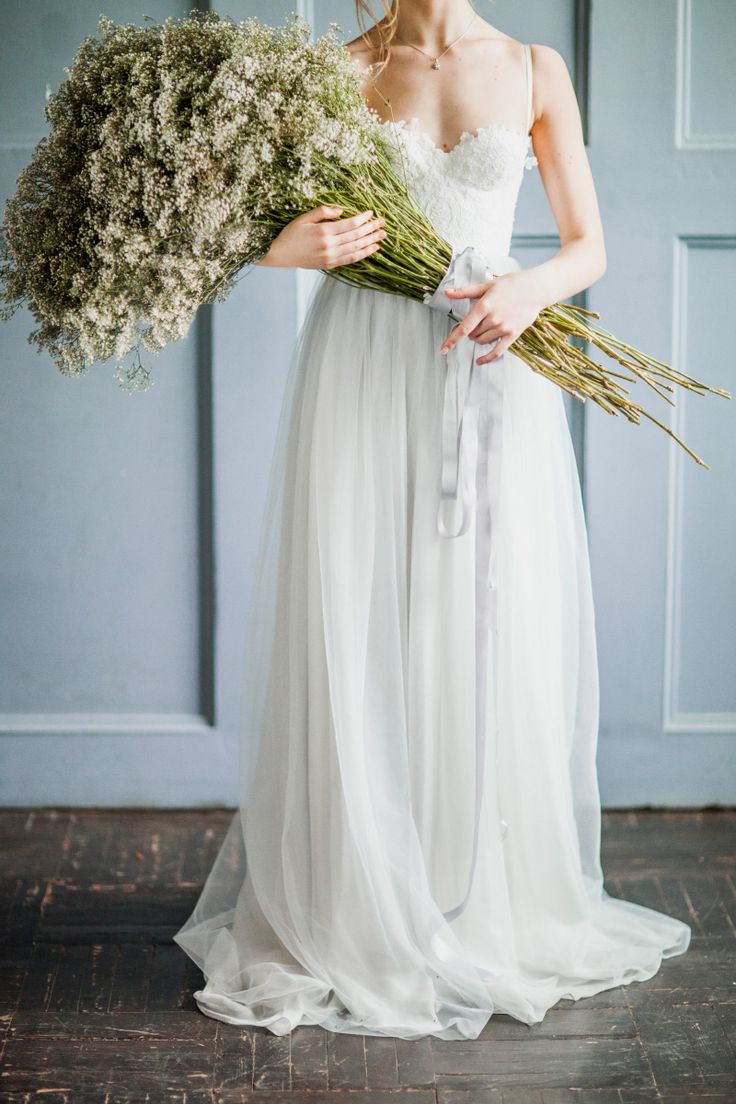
[395, 11, 478, 70]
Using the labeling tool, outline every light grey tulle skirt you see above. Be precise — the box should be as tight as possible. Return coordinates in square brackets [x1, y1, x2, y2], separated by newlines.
[173, 273, 691, 1040]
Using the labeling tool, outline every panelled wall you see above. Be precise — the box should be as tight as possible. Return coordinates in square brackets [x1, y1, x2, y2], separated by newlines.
[585, 0, 735, 802]
[0, 1, 733, 805]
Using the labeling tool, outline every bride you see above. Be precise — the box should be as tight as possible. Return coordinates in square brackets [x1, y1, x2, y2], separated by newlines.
[173, 0, 691, 1040]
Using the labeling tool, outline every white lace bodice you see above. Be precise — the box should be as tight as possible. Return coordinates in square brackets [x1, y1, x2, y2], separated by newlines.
[382, 117, 537, 260]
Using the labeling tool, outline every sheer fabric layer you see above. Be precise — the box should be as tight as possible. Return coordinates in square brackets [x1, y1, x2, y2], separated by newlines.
[173, 276, 691, 1041]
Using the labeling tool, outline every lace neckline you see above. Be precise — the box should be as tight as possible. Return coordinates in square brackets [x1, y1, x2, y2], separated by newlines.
[380, 115, 531, 157]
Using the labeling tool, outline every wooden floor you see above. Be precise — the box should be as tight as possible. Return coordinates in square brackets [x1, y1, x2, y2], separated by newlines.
[0, 809, 734, 1103]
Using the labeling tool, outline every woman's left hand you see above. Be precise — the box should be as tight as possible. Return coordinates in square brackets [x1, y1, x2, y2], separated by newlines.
[440, 271, 543, 365]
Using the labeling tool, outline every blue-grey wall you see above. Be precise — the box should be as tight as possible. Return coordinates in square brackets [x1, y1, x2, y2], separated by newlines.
[1, 1, 734, 806]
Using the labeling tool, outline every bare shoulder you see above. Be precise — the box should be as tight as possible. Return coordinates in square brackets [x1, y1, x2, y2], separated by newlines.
[524, 44, 578, 131]
[344, 26, 382, 72]
[528, 44, 575, 96]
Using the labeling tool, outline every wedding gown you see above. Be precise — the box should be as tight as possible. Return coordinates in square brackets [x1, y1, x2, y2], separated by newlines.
[173, 43, 691, 1040]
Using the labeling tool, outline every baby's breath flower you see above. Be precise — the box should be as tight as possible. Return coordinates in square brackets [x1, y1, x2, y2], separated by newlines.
[0, 9, 415, 390]
[0, 12, 724, 458]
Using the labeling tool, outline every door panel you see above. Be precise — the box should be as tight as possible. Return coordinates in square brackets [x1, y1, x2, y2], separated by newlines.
[586, 0, 735, 803]
[0, 1, 214, 804]
[1, 1, 732, 804]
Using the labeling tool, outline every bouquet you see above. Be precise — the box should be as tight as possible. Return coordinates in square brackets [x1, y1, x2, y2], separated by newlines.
[0, 10, 729, 466]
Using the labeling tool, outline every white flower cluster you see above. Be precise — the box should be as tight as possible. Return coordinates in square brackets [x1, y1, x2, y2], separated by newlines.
[0, 11, 381, 388]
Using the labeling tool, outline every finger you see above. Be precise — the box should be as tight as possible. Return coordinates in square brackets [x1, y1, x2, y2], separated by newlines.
[327, 209, 378, 233]
[343, 240, 383, 267]
[440, 305, 489, 353]
[326, 236, 384, 269]
[332, 216, 386, 246]
[303, 203, 345, 222]
[467, 321, 503, 343]
[333, 224, 386, 259]
[476, 337, 513, 365]
[444, 281, 491, 299]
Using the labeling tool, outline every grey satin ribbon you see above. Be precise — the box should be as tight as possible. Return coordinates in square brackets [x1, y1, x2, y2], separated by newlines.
[423, 244, 517, 924]
[423, 244, 519, 574]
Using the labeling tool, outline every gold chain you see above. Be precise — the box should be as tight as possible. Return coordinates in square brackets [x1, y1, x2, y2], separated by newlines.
[394, 11, 478, 70]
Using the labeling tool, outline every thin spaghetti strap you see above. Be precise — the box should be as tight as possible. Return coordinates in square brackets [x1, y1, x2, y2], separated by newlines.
[523, 43, 533, 134]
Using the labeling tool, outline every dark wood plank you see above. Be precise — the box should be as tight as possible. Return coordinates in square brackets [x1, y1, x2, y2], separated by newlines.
[45, 943, 89, 1013]
[145, 942, 195, 1012]
[109, 944, 153, 1012]
[608, 875, 669, 914]
[0, 1087, 210, 1104]
[499, 1091, 544, 1104]
[660, 875, 736, 937]
[0, 879, 48, 944]
[15, 942, 62, 1012]
[626, 990, 736, 1088]
[252, 1028, 291, 1090]
[715, 998, 736, 1050]
[215, 1094, 436, 1104]
[0, 811, 72, 881]
[656, 1093, 736, 1103]
[35, 879, 196, 943]
[2, 1035, 212, 1074]
[0, 947, 32, 1016]
[289, 1024, 328, 1089]
[0, 808, 733, 1100]
[601, 810, 736, 875]
[432, 1037, 654, 1088]
[326, 1028, 366, 1089]
[177, 810, 235, 886]
[395, 1035, 435, 1087]
[540, 1092, 623, 1104]
[212, 1023, 254, 1093]
[617, 1092, 665, 1104]
[477, 1006, 637, 1040]
[437, 1086, 503, 1104]
[0, 1037, 214, 1101]
[78, 943, 118, 1013]
[364, 1034, 400, 1089]
[55, 811, 198, 887]
[9, 1010, 216, 1042]
[623, 935, 734, 1003]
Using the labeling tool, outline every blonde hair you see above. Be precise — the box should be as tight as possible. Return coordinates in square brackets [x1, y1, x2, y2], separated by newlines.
[354, 1, 399, 78]
[354, 2, 483, 78]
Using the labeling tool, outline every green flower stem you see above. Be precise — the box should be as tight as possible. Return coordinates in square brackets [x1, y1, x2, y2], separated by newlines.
[212, 130, 731, 469]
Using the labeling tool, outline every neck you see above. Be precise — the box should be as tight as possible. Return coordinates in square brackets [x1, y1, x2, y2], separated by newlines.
[393, 0, 477, 50]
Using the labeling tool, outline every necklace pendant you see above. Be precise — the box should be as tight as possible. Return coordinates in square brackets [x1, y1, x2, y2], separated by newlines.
[432, 58, 441, 70]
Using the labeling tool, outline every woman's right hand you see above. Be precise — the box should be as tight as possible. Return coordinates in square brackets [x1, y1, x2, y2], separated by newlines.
[258, 205, 386, 270]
